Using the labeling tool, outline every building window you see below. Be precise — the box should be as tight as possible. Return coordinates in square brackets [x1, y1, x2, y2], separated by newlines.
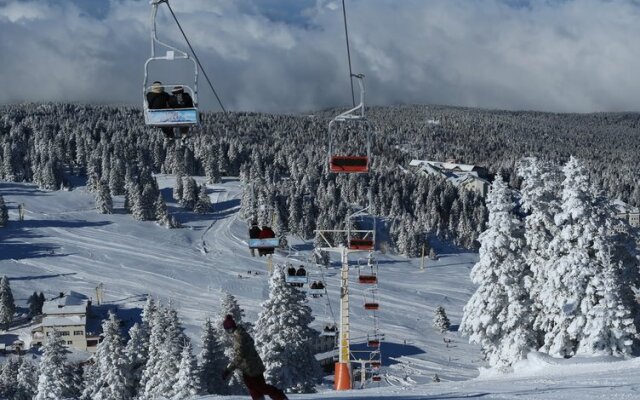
[74, 331, 84, 336]
[67, 341, 73, 345]
[87, 340, 98, 347]
[60, 331, 70, 336]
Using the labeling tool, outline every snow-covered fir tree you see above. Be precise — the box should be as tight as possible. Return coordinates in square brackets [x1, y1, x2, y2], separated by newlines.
[433, 305, 451, 334]
[141, 303, 185, 399]
[139, 302, 168, 399]
[95, 180, 114, 214]
[154, 193, 177, 228]
[193, 184, 211, 214]
[579, 249, 636, 356]
[15, 357, 38, 400]
[460, 176, 534, 367]
[172, 341, 200, 399]
[0, 275, 15, 330]
[199, 318, 228, 395]
[173, 173, 184, 203]
[0, 195, 8, 227]
[36, 331, 74, 400]
[254, 266, 321, 393]
[109, 158, 126, 195]
[537, 157, 634, 357]
[181, 176, 198, 209]
[82, 312, 131, 400]
[124, 323, 145, 396]
[0, 357, 19, 399]
[127, 297, 155, 396]
[517, 157, 561, 348]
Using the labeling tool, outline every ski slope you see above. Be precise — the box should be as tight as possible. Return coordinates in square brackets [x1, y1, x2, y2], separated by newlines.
[2, 177, 640, 399]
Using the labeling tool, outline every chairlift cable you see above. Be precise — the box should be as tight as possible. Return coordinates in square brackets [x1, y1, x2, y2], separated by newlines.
[341, 0, 356, 107]
[165, 1, 228, 114]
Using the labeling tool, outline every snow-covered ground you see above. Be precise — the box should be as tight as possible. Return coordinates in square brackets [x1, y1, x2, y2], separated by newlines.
[2, 177, 640, 399]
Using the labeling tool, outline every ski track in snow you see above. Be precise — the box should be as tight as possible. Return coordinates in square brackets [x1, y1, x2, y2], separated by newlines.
[2, 177, 640, 399]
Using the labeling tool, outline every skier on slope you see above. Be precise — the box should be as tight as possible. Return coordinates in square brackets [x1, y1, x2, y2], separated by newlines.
[222, 315, 289, 400]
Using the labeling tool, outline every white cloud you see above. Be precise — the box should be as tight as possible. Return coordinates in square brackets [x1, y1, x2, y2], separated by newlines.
[1, 0, 640, 113]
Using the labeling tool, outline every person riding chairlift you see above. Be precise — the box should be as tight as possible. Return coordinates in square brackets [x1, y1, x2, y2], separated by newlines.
[248, 221, 261, 257]
[146, 81, 174, 139]
[258, 226, 275, 256]
[294, 265, 306, 287]
[168, 86, 194, 140]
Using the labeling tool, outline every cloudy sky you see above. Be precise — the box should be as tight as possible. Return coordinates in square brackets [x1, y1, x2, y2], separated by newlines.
[1, 0, 640, 113]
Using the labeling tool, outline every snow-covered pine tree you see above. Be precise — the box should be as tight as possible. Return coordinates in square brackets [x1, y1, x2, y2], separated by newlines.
[199, 318, 228, 395]
[0, 275, 15, 330]
[155, 193, 171, 227]
[517, 157, 561, 348]
[460, 176, 534, 367]
[579, 249, 636, 355]
[537, 157, 623, 357]
[433, 305, 451, 334]
[0, 357, 19, 399]
[274, 209, 288, 249]
[174, 173, 184, 203]
[204, 149, 221, 184]
[109, 158, 126, 195]
[127, 297, 155, 396]
[130, 183, 146, 221]
[95, 180, 114, 214]
[0, 195, 8, 227]
[36, 331, 74, 400]
[143, 303, 185, 399]
[124, 323, 145, 396]
[181, 177, 198, 209]
[27, 291, 39, 317]
[14, 357, 38, 400]
[193, 184, 211, 214]
[172, 340, 200, 399]
[82, 312, 131, 400]
[139, 302, 168, 399]
[254, 266, 321, 393]
[141, 182, 157, 220]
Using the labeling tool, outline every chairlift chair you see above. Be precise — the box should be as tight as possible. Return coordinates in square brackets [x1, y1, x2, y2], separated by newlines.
[349, 238, 374, 251]
[143, 0, 200, 129]
[327, 74, 374, 174]
[321, 325, 339, 337]
[346, 205, 376, 251]
[364, 290, 379, 310]
[367, 337, 381, 348]
[357, 256, 378, 284]
[308, 281, 326, 297]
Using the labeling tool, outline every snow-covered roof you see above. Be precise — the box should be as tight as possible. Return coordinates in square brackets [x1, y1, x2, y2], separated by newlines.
[410, 159, 478, 172]
[42, 291, 89, 316]
[612, 199, 640, 214]
[42, 315, 86, 328]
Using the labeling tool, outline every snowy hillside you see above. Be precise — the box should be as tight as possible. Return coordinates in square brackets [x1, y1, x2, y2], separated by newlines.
[2, 177, 640, 399]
